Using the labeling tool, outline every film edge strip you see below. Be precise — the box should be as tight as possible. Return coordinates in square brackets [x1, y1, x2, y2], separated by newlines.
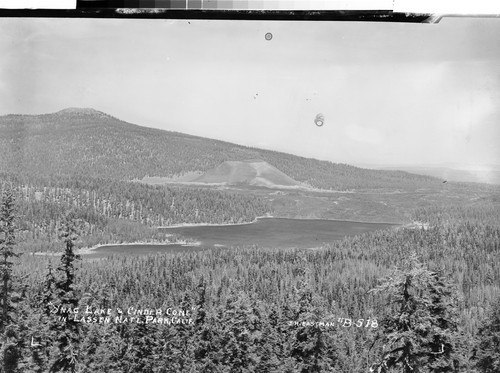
[0, 0, 498, 13]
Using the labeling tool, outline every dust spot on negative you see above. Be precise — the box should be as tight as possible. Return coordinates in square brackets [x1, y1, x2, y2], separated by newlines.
[315, 114, 324, 127]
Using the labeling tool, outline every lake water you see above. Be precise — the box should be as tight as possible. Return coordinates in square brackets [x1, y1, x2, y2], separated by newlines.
[91, 218, 397, 257]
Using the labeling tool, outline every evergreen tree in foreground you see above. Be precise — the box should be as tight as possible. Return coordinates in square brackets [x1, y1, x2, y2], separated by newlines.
[369, 253, 465, 373]
[0, 187, 22, 373]
[49, 216, 83, 373]
[24, 262, 58, 373]
[289, 267, 337, 372]
[474, 296, 500, 372]
[192, 276, 221, 373]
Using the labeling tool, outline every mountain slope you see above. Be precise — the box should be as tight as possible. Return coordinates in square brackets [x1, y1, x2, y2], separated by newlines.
[0, 108, 441, 190]
[194, 160, 303, 188]
[380, 165, 500, 185]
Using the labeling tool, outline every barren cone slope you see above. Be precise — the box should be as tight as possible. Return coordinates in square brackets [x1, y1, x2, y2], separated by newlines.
[194, 160, 302, 188]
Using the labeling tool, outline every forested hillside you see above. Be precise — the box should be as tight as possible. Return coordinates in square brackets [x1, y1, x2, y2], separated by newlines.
[0, 173, 271, 253]
[0, 108, 439, 191]
[2, 189, 500, 372]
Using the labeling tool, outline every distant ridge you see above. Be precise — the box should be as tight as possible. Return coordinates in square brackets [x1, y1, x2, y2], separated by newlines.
[194, 160, 303, 188]
[0, 108, 442, 190]
[55, 107, 108, 116]
[2, 107, 108, 118]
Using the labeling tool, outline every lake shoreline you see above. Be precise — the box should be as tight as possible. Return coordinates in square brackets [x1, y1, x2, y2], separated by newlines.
[158, 216, 402, 229]
[33, 240, 202, 256]
[158, 215, 269, 229]
[79, 240, 202, 255]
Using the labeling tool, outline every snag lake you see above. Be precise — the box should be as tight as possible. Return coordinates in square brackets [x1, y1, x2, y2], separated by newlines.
[89, 218, 398, 258]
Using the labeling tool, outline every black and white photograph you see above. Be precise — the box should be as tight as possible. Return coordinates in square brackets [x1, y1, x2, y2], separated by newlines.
[0, 7, 500, 372]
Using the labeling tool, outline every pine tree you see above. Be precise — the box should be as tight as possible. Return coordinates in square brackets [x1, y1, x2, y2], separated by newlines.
[0, 187, 22, 373]
[473, 296, 500, 372]
[289, 267, 336, 373]
[369, 253, 465, 373]
[17, 261, 58, 373]
[49, 216, 83, 373]
[192, 277, 221, 372]
[123, 321, 158, 373]
[218, 288, 260, 372]
[172, 291, 196, 372]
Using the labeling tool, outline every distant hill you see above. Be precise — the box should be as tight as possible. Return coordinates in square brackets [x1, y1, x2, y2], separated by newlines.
[378, 165, 500, 185]
[0, 108, 441, 190]
[194, 160, 303, 188]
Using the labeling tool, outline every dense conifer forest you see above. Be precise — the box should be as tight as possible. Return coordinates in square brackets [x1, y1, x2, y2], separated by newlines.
[1, 182, 499, 372]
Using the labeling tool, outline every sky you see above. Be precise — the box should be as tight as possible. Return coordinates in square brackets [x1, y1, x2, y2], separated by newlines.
[0, 16, 499, 167]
